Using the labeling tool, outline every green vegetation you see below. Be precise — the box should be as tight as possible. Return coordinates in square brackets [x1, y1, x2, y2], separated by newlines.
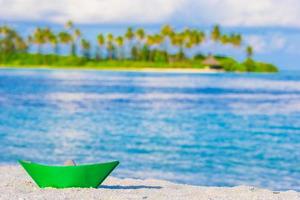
[0, 21, 278, 72]
[218, 56, 278, 72]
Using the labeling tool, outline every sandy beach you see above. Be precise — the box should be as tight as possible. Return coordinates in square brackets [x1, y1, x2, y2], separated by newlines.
[1, 165, 299, 200]
[0, 66, 223, 74]
[112, 67, 224, 74]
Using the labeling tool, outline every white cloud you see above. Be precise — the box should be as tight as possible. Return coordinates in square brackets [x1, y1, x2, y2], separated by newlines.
[192, 0, 300, 27]
[0, 0, 183, 24]
[0, 0, 300, 27]
[270, 34, 286, 49]
[245, 33, 287, 53]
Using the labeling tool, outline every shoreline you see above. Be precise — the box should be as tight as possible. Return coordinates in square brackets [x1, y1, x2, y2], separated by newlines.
[0, 65, 225, 74]
[1, 165, 299, 200]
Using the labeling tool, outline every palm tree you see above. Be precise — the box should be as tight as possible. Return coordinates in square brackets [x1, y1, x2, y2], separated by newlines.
[161, 25, 174, 37]
[185, 41, 193, 51]
[80, 39, 91, 58]
[41, 27, 54, 63]
[64, 20, 80, 56]
[153, 34, 164, 49]
[125, 27, 134, 41]
[136, 28, 145, 47]
[146, 35, 155, 47]
[170, 33, 185, 60]
[160, 25, 174, 53]
[58, 31, 72, 55]
[211, 25, 221, 42]
[125, 27, 134, 58]
[43, 27, 55, 53]
[0, 26, 10, 36]
[74, 29, 81, 39]
[135, 28, 146, 60]
[0, 26, 28, 62]
[71, 28, 81, 56]
[0, 26, 27, 54]
[32, 27, 46, 54]
[0, 26, 12, 53]
[15, 36, 28, 53]
[96, 34, 105, 60]
[246, 45, 253, 58]
[196, 31, 206, 45]
[115, 36, 124, 60]
[230, 34, 242, 47]
[146, 35, 155, 61]
[220, 34, 230, 45]
[187, 30, 205, 55]
[27, 35, 33, 52]
[107, 33, 115, 59]
[65, 20, 74, 30]
[49, 34, 59, 54]
[136, 28, 145, 42]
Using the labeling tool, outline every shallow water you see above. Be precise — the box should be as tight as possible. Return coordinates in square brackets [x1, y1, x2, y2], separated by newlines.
[0, 69, 300, 191]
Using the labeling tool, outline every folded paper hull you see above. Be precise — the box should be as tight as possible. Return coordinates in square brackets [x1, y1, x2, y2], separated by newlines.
[19, 160, 119, 188]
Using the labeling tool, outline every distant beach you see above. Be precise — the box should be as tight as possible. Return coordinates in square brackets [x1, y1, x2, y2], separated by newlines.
[1, 166, 299, 200]
[0, 65, 223, 73]
[0, 22, 278, 73]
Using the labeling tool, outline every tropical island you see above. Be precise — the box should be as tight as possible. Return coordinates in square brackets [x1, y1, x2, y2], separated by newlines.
[0, 21, 278, 72]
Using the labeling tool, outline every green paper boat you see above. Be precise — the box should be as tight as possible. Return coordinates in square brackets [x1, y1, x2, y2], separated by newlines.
[19, 160, 119, 188]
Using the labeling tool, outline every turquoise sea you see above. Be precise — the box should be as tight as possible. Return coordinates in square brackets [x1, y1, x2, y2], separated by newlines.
[0, 69, 300, 191]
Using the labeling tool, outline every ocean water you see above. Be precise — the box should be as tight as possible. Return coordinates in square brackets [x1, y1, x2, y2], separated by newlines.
[0, 69, 300, 191]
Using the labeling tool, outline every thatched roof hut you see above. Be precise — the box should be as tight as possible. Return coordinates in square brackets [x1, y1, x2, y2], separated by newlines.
[202, 55, 220, 66]
[202, 55, 222, 70]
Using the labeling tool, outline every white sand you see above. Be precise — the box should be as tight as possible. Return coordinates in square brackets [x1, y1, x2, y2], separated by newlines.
[1, 165, 299, 200]
[113, 67, 224, 74]
[1, 66, 223, 74]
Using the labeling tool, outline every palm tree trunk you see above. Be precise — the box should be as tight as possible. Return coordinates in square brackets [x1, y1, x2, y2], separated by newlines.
[71, 43, 76, 56]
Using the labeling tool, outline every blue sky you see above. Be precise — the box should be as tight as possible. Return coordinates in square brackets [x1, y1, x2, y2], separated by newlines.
[1, 0, 300, 70]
